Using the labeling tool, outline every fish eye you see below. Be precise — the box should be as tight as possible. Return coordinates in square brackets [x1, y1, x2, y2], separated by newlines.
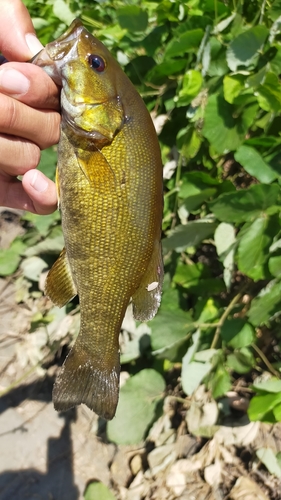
[88, 54, 106, 72]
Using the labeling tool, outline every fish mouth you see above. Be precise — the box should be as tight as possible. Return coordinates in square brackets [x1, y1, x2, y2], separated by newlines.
[46, 19, 84, 62]
[31, 19, 84, 85]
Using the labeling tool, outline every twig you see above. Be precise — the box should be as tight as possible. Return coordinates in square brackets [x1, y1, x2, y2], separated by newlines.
[251, 343, 280, 378]
[210, 283, 248, 349]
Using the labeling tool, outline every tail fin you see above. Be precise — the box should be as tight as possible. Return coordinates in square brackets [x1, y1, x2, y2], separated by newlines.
[52, 346, 120, 420]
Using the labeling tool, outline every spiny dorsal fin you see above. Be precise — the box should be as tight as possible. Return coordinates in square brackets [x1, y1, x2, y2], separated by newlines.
[45, 248, 77, 307]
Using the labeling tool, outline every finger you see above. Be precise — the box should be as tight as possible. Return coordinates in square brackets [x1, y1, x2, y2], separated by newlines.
[0, 96, 61, 150]
[0, 62, 60, 110]
[0, 171, 57, 215]
[0, 134, 41, 176]
[22, 170, 58, 215]
[0, 0, 43, 61]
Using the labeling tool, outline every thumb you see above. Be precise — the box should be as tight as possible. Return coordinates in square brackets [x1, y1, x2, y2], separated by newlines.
[0, 0, 43, 61]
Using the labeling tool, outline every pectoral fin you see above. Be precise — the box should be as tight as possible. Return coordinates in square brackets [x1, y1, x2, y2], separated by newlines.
[45, 248, 77, 307]
[132, 239, 163, 322]
[76, 149, 116, 191]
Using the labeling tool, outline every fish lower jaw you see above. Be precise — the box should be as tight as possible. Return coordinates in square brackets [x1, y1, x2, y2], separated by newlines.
[62, 112, 111, 143]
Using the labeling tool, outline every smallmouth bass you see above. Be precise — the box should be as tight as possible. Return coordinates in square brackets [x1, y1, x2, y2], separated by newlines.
[32, 19, 163, 420]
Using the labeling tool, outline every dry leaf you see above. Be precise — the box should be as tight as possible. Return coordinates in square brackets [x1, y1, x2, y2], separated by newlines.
[229, 476, 270, 500]
[204, 458, 222, 487]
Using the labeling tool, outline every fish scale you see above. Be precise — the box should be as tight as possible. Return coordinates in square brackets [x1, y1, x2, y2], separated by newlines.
[32, 19, 163, 420]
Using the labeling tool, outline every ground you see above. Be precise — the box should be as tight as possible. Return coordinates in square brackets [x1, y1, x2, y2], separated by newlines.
[1, 209, 281, 500]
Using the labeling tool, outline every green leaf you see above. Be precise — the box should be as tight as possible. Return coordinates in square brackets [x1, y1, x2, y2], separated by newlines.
[214, 222, 236, 289]
[37, 147, 57, 181]
[165, 29, 203, 57]
[234, 145, 277, 184]
[146, 59, 186, 85]
[209, 364, 231, 399]
[237, 217, 271, 280]
[182, 360, 212, 396]
[173, 262, 211, 290]
[84, 482, 116, 500]
[221, 319, 255, 348]
[24, 226, 64, 256]
[273, 403, 281, 421]
[20, 256, 48, 282]
[116, 6, 148, 32]
[214, 222, 236, 256]
[181, 330, 213, 395]
[203, 94, 246, 154]
[177, 127, 202, 160]
[223, 74, 245, 104]
[180, 188, 217, 213]
[257, 72, 281, 112]
[248, 280, 281, 326]
[226, 347, 255, 374]
[107, 369, 165, 445]
[22, 211, 60, 237]
[252, 377, 281, 393]
[163, 220, 217, 252]
[226, 25, 269, 71]
[256, 448, 281, 478]
[248, 392, 281, 421]
[269, 256, 281, 277]
[176, 70, 203, 107]
[150, 309, 194, 361]
[0, 238, 26, 276]
[209, 184, 280, 223]
[52, 0, 75, 25]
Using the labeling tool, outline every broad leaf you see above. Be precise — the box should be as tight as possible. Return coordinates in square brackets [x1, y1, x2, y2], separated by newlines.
[248, 392, 281, 421]
[165, 29, 203, 57]
[0, 239, 26, 276]
[235, 145, 277, 184]
[84, 482, 116, 500]
[150, 309, 194, 361]
[226, 25, 269, 71]
[202, 93, 254, 154]
[221, 319, 255, 348]
[248, 280, 281, 326]
[116, 6, 148, 32]
[256, 448, 281, 478]
[107, 369, 165, 445]
[209, 184, 280, 223]
[237, 217, 272, 280]
[163, 220, 217, 252]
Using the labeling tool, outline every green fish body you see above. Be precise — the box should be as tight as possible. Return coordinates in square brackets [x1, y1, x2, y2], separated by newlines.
[32, 19, 163, 420]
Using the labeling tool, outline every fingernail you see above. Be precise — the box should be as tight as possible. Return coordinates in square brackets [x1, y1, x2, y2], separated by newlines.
[0, 68, 30, 94]
[31, 171, 49, 192]
[25, 33, 44, 56]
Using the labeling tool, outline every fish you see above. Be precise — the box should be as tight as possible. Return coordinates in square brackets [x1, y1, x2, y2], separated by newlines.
[32, 19, 163, 420]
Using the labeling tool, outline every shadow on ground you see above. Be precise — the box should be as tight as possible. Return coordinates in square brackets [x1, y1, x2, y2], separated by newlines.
[0, 377, 80, 500]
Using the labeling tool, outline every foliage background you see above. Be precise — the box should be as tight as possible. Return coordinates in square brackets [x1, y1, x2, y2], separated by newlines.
[2, 0, 281, 479]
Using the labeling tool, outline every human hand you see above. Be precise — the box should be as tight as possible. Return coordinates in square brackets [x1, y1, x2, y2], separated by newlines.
[0, 0, 60, 215]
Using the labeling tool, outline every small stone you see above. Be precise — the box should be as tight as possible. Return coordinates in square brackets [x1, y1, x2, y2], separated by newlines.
[130, 454, 142, 476]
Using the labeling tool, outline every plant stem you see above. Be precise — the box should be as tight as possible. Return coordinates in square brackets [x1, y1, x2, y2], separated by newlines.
[251, 343, 280, 378]
[210, 284, 248, 349]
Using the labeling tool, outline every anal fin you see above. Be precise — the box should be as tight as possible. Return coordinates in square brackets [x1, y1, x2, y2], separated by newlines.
[132, 239, 163, 322]
[45, 248, 77, 307]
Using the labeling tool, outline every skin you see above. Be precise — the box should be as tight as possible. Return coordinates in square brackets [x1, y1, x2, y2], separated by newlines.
[0, 0, 60, 214]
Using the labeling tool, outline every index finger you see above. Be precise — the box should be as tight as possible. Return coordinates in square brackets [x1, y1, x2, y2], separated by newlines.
[0, 0, 43, 61]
